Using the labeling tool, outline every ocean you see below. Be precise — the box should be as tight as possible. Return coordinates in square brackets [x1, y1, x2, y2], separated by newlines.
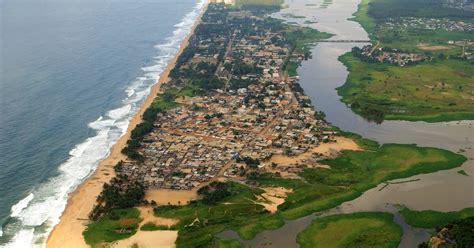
[0, 0, 206, 246]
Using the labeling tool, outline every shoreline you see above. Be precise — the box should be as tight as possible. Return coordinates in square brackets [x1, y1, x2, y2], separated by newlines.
[46, 2, 208, 247]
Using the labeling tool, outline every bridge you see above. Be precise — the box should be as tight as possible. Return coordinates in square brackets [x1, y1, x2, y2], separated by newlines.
[315, 39, 371, 43]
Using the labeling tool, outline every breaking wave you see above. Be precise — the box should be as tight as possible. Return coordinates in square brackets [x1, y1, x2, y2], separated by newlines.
[1, 0, 206, 246]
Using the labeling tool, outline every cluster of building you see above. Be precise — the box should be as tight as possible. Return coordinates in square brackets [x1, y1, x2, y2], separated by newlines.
[353, 45, 429, 66]
[115, 3, 334, 190]
[382, 17, 474, 32]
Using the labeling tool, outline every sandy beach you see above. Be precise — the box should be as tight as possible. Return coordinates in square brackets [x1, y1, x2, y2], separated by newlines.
[46, 3, 208, 247]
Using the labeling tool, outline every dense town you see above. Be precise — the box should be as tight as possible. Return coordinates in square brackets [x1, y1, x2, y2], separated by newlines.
[116, 3, 333, 191]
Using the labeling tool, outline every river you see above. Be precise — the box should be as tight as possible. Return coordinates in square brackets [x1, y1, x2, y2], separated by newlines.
[220, 0, 474, 247]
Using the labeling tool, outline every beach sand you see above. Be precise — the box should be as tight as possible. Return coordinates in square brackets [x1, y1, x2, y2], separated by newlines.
[46, 3, 208, 248]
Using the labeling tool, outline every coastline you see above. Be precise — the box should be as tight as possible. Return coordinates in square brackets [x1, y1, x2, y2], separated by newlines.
[46, 2, 209, 247]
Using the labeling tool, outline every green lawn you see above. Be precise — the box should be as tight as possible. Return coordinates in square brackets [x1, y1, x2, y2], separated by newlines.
[338, 53, 474, 122]
[297, 212, 402, 248]
[83, 208, 141, 246]
[400, 207, 474, 228]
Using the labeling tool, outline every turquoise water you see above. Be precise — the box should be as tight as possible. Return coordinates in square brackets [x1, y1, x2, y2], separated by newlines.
[0, 0, 205, 245]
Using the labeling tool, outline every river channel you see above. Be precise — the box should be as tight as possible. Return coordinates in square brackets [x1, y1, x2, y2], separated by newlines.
[220, 0, 474, 247]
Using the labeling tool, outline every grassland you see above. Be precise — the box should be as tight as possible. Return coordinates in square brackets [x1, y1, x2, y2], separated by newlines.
[140, 222, 175, 231]
[338, 53, 474, 122]
[83, 208, 141, 246]
[277, 141, 467, 219]
[342, 0, 474, 122]
[400, 207, 474, 228]
[297, 212, 402, 248]
[153, 182, 286, 247]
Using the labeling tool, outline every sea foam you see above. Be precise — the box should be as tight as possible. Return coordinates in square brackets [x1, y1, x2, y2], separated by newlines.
[1, 0, 206, 246]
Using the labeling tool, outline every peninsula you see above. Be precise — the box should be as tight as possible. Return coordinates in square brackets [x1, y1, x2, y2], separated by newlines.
[47, 1, 470, 248]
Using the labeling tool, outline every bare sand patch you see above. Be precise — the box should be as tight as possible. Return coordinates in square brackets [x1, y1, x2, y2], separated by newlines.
[138, 207, 178, 227]
[111, 207, 179, 248]
[113, 230, 177, 248]
[255, 187, 292, 213]
[145, 189, 198, 206]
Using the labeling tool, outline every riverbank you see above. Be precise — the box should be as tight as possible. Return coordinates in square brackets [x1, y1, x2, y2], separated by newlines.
[45, 2, 208, 247]
[338, 0, 474, 123]
[337, 52, 474, 123]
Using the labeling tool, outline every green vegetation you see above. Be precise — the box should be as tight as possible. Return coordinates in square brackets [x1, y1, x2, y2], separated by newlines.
[419, 216, 474, 248]
[281, 25, 333, 76]
[400, 207, 474, 228]
[457, 169, 468, 176]
[267, 132, 458, 219]
[151, 137, 466, 247]
[89, 175, 145, 220]
[350, 0, 375, 38]
[297, 212, 402, 248]
[282, 13, 306, 19]
[152, 182, 285, 247]
[212, 238, 244, 248]
[343, 0, 474, 122]
[235, 0, 283, 7]
[84, 208, 141, 246]
[276, 142, 467, 220]
[365, 0, 474, 20]
[338, 53, 474, 122]
[283, 25, 333, 56]
[140, 222, 175, 231]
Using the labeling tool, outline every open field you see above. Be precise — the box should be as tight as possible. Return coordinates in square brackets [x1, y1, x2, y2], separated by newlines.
[338, 53, 474, 122]
[297, 212, 402, 248]
[400, 207, 474, 228]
